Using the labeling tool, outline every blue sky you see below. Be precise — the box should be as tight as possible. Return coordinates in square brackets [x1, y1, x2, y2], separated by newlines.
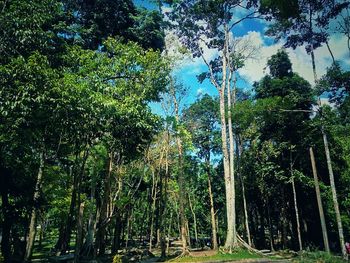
[133, 1, 350, 115]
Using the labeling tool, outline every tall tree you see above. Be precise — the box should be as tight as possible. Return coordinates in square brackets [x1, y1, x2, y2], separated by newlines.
[170, 0, 260, 249]
[183, 94, 220, 250]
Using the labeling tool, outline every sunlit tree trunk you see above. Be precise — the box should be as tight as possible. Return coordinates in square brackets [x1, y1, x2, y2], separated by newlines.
[322, 130, 346, 257]
[188, 193, 198, 246]
[291, 177, 302, 251]
[149, 169, 157, 251]
[74, 202, 85, 262]
[56, 149, 89, 254]
[206, 158, 218, 250]
[173, 88, 189, 253]
[96, 153, 113, 255]
[24, 150, 45, 261]
[309, 147, 330, 252]
[227, 61, 237, 249]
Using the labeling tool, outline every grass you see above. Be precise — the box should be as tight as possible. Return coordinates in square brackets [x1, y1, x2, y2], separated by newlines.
[167, 249, 262, 262]
[291, 251, 348, 263]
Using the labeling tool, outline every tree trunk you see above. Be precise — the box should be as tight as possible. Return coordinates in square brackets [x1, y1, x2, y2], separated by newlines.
[237, 139, 252, 247]
[166, 211, 173, 254]
[56, 149, 89, 254]
[74, 202, 85, 262]
[325, 41, 335, 64]
[24, 150, 45, 262]
[309, 8, 318, 82]
[149, 169, 157, 251]
[96, 153, 113, 255]
[267, 204, 275, 252]
[291, 177, 302, 251]
[1, 169, 12, 263]
[227, 65, 237, 248]
[82, 179, 97, 257]
[172, 84, 189, 253]
[322, 130, 346, 257]
[188, 193, 198, 246]
[112, 211, 122, 253]
[206, 159, 218, 250]
[125, 206, 133, 249]
[309, 147, 330, 252]
[220, 25, 235, 250]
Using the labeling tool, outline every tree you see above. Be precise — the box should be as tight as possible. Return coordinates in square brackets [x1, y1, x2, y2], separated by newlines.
[253, 50, 314, 251]
[170, 0, 261, 249]
[265, 0, 348, 78]
[183, 94, 220, 250]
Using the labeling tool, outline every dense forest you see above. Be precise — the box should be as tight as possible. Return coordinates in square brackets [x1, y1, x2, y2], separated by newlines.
[0, 0, 350, 262]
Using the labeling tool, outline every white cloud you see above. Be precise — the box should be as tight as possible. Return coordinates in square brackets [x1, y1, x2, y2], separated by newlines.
[238, 31, 349, 85]
[197, 88, 204, 96]
[169, 26, 349, 89]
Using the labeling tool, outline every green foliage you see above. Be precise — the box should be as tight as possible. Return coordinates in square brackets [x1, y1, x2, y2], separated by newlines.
[113, 254, 124, 263]
[317, 62, 350, 105]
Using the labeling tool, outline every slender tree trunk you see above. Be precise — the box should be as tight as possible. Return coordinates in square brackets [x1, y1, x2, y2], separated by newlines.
[160, 142, 170, 258]
[309, 8, 318, 82]
[291, 177, 302, 251]
[241, 176, 251, 247]
[112, 211, 122, 253]
[125, 206, 134, 249]
[188, 193, 198, 246]
[267, 204, 275, 252]
[149, 169, 157, 251]
[96, 153, 113, 255]
[325, 41, 335, 64]
[74, 202, 85, 262]
[290, 149, 302, 251]
[309, 147, 330, 252]
[56, 149, 89, 254]
[24, 150, 45, 261]
[1, 169, 12, 263]
[206, 159, 218, 250]
[82, 179, 97, 257]
[237, 139, 252, 247]
[176, 119, 188, 253]
[172, 84, 189, 253]
[166, 211, 173, 254]
[322, 130, 346, 257]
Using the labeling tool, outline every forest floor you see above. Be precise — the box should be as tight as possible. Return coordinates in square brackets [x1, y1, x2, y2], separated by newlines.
[29, 239, 348, 263]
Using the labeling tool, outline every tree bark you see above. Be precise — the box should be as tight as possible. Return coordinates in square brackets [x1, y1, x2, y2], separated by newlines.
[325, 41, 335, 64]
[267, 204, 275, 252]
[96, 153, 113, 255]
[1, 168, 12, 263]
[188, 193, 198, 246]
[237, 138, 252, 247]
[74, 202, 85, 262]
[24, 150, 45, 262]
[149, 169, 157, 251]
[227, 62, 237, 248]
[206, 159, 218, 250]
[291, 177, 302, 251]
[56, 149, 89, 254]
[172, 83, 189, 253]
[309, 147, 330, 252]
[322, 130, 346, 257]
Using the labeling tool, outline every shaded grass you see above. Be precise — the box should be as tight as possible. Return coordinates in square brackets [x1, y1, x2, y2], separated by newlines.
[291, 251, 347, 263]
[167, 249, 262, 262]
